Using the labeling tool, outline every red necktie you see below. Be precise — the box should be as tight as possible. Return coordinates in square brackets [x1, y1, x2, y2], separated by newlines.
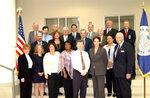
[35, 31, 37, 41]
[115, 45, 120, 58]
[125, 29, 128, 38]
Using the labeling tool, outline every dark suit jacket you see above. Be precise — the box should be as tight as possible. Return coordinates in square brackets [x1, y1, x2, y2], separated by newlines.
[69, 32, 81, 50]
[30, 41, 48, 54]
[84, 37, 92, 53]
[61, 34, 74, 51]
[120, 28, 136, 48]
[69, 32, 81, 41]
[89, 47, 108, 75]
[113, 41, 134, 78]
[28, 30, 43, 45]
[104, 28, 118, 43]
[18, 54, 33, 79]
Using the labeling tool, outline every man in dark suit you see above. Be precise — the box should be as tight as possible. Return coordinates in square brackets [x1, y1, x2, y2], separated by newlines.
[97, 28, 107, 47]
[30, 32, 48, 54]
[61, 27, 74, 51]
[69, 24, 81, 50]
[120, 20, 136, 79]
[104, 20, 118, 43]
[28, 22, 43, 45]
[113, 32, 134, 98]
[79, 29, 92, 53]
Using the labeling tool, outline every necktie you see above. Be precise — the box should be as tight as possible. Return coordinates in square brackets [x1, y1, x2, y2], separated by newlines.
[125, 29, 128, 38]
[115, 45, 120, 58]
[80, 52, 85, 70]
[108, 28, 110, 34]
[35, 31, 37, 41]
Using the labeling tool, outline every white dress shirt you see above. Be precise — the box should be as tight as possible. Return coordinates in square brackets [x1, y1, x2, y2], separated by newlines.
[43, 52, 60, 75]
[71, 50, 90, 74]
[88, 32, 93, 38]
[63, 35, 68, 42]
[34, 31, 39, 36]
[124, 29, 128, 33]
[72, 32, 77, 38]
[115, 40, 124, 57]
[107, 28, 112, 33]
[25, 54, 33, 68]
[103, 43, 116, 70]
[42, 34, 52, 43]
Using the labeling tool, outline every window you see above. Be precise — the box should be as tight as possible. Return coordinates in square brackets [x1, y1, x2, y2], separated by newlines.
[45, 17, 80, 34]
[105, 15, 134, 31]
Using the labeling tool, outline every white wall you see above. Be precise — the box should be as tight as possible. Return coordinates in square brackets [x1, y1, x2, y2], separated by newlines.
[0, 0, 16, 83]
[16, 0, 150, 45]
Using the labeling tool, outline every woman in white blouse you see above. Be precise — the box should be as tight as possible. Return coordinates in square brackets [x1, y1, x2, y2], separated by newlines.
[103, 35, 117, 97]
[43, 42, 60, 98]
[18, 44, 33, 98]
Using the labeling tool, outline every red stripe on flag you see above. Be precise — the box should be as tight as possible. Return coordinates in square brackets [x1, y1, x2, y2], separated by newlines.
[16, 59, 18, 71]
[17, 37, 24, 45]
[16, 50, 21, 56]
[17, 43, 23, 53]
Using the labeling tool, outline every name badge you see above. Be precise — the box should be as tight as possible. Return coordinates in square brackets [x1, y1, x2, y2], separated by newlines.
[120, 50, 125, 52]
[128, 35, 131, 39]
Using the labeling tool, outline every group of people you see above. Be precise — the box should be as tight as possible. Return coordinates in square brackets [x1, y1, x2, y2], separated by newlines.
[18, 20, 136, 98]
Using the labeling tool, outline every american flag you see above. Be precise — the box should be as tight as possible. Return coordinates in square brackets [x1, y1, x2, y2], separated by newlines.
[16, 15, 26, 71]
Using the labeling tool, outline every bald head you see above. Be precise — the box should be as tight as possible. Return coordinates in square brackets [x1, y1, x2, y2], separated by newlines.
[53, 24, 58, 32]
[37, 32, 43, 42]
[115, 32, 124, 44]
[88, 24, 94, 32]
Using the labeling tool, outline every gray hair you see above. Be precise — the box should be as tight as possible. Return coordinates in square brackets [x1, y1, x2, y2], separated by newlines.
[80, 29, 87, 33]
[115, 32, 124, 38]
[63, 27, 69, 31]
[106, 20, 113, 24]
[33, 22, 39, 26]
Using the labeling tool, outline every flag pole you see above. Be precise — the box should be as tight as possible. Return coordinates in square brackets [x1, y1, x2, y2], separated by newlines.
[144, 77, 146, 98]
[141, 1, 146, 98]
[16, 7, 23, 75]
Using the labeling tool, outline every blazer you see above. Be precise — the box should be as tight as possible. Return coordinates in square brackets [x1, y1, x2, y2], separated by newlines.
[28, 30, 43, 45]
[69, 32, 81, 50]
[104, 28, 118, 43]
[61, 34, 74, 51]
[18, 54, 33, 79]
[30, 41, 48, 54]
[83, 37, 92, 53]
[113, 41, 134, 78]
[120, 28, 136, 48]
[87, 32, 98, 40]
[89, 47, 108, 75]
[69, 32, 81, 41]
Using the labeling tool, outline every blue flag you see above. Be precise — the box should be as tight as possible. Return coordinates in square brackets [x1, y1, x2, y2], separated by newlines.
[137, 8, 150, 77]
